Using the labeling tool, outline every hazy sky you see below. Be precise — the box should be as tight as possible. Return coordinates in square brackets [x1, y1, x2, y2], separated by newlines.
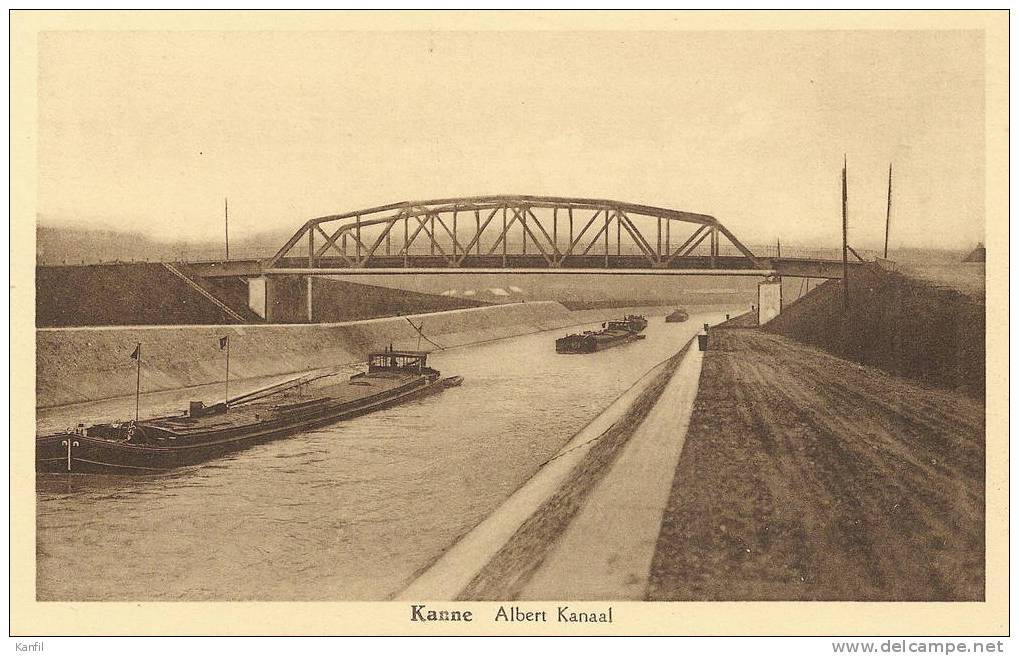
[37, 29, 985, 250]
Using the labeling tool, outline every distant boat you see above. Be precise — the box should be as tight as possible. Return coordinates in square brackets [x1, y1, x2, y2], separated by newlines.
[37, 349, 461, 475]
[665, 308, 689, 323]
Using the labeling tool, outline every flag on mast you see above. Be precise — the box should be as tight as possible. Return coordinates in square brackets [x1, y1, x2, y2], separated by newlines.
[131, 342, 142, 422]
[221, 335, 230, 403]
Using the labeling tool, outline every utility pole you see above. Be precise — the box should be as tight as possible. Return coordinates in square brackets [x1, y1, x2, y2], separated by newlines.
[224, 197, 230, 261]
[884, 163, 893, 259]
[842, 155, 849, 312]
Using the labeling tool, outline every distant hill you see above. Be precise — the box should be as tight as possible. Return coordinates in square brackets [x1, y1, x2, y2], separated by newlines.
[36, 223, 288, 265]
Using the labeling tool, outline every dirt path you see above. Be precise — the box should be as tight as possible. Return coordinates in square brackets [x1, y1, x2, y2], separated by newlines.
[647, 329, 985, 601]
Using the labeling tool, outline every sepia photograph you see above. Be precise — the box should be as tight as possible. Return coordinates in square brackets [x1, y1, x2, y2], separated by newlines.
[9, 9, 1009, 639]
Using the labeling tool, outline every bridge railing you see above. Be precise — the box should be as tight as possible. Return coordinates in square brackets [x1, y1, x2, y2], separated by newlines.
[38, 244, 877, 269]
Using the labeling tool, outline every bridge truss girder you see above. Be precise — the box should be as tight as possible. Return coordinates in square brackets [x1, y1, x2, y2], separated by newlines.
[266, 195, 764, 272]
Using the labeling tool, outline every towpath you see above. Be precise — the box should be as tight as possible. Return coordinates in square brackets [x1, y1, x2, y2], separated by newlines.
[647, 328, 985, 601]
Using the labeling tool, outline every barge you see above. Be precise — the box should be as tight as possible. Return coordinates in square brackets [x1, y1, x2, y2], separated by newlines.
[665, 308, 689, 323]
[37, 349, 461, 475]
[555, 315, 647, 354]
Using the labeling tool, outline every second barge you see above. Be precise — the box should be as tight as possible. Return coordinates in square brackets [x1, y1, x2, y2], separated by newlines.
[555, 315, 647, 354]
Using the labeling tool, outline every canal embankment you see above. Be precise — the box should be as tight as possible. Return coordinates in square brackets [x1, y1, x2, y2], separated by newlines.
[765, 264, 985, 399]
[647, 264, 985, 601]
[36, 301, 685, 408]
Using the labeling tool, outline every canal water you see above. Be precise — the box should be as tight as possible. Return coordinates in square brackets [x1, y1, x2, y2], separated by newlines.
[36, 310, 728, 601]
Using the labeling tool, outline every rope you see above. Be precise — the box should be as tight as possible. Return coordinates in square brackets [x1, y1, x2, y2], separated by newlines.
[405, 318, 446, 350]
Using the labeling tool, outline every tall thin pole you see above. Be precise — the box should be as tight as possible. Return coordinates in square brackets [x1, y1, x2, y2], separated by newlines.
[842, 155, 849, 312]
[134, 343, 142, 422]
[225, 338, 230, 403]
[224, 197, 230, 261]
[884, 163, 893, 259]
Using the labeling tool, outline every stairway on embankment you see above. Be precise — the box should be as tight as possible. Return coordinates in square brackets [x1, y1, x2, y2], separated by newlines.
[35, 262, 489, 327]
[36, 263, 252, 327]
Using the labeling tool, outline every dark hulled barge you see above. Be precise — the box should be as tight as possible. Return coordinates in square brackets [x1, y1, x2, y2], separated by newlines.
[555, 315, 647, 354]
[37, 349, 461, 475]
[665, 308, 689, 323]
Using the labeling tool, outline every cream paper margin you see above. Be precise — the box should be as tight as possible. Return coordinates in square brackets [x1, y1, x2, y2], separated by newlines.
[9, 9, 1009, 636]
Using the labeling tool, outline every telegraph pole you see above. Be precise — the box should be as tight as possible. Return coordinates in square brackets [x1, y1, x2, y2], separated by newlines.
[224, 197, 230, 260]
[842, 156, 849, 312]
[883, 164, 893, 259]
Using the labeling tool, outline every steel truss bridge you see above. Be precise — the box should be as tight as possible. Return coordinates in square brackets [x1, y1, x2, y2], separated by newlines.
[190, 195, 866, 280]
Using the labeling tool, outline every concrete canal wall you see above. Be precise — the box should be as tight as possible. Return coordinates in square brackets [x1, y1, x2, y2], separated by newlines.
[36, 302, 678, 408]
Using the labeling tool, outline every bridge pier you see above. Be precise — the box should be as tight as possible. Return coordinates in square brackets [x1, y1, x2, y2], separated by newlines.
[757, 277, 783, 325]
[248, 275, 314, 323]
[247, 276, 268, 320]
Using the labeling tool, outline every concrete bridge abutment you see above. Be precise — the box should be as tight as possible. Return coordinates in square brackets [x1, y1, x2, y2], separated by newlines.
[757, 277, 783, 325]
[248, 275, 314, 323]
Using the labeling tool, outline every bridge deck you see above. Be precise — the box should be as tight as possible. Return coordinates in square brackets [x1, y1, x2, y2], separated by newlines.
[187, 255, 861, 279]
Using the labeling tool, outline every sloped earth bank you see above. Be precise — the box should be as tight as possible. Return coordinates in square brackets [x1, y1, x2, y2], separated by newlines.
[37, 302, 691, 408]
[647, 329, 984, 601]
